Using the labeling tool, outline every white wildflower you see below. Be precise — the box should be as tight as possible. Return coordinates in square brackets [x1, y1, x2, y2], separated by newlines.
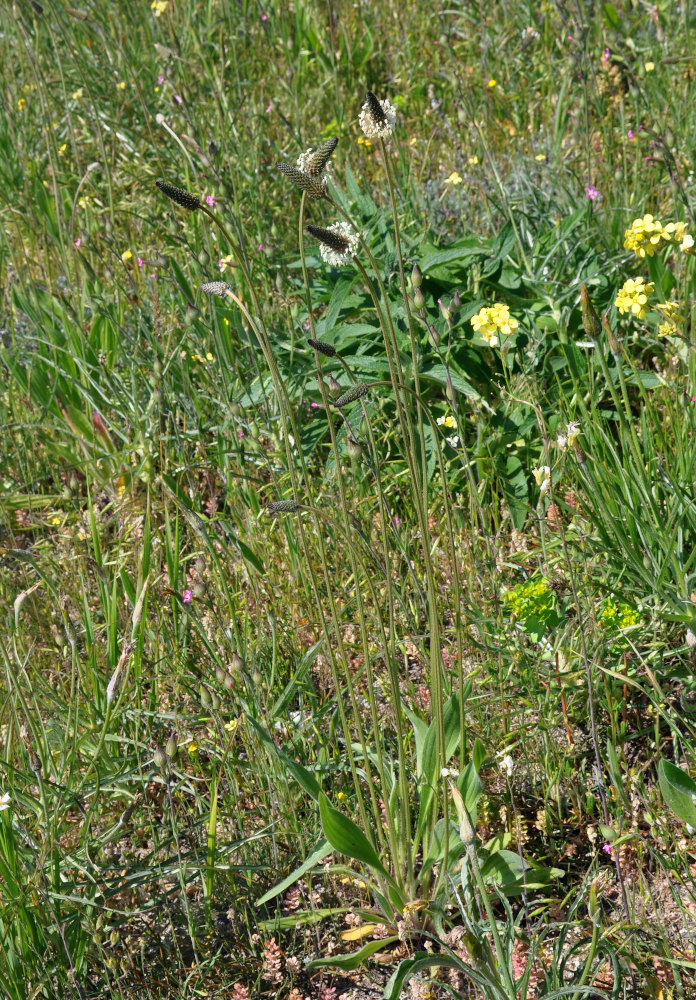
[359, 92, 397, 141]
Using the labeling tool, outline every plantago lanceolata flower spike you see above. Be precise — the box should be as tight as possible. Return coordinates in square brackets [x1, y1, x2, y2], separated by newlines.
[201, 281, 232, 297]
[335, 382, 369, 407]
[267, 499, 301, 513]
[276, 162, 326, 199]
[155, 179, 201, 212]
[306, 222, 359, 266]
[307, 338, 337, 357]
[298, 136, 338, 177]
[360, 91, 397, 140]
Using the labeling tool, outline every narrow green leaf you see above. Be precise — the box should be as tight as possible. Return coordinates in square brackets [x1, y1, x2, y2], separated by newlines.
[256, 838, 333, 907]
[307, 936, 399, 970]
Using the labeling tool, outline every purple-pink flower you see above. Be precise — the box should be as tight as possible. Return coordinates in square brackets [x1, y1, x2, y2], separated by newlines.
[585, 185, 599, 201]
[602, 47, 610, 62]
[183, 589, 192, 604]
[157, 75, 164, 85]
[75, 237, 81, 248]
[205, 195, 215, 207]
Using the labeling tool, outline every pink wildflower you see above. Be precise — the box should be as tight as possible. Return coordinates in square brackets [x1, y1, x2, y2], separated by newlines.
[205, 194, 215, 207]
[137, 257, 144, 267]
[157, 75, 164, 85]
[602, 47, 610, 62]
[183, 590, 192, 604]
[585, 185, 599, 200]
[174, 93, 183, 105]
[74, 237, 81, 248]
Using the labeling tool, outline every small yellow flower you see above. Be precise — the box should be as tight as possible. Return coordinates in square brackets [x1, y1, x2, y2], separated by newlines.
[71, 88, 83, 100]
[116, 81, 126, 90]
[48, 515, 62, 526]
[205, 352, 214, 362]
[488, 78, 497, 88]
[615, 276, 654, 319]
[337, 791, 347, 802]
[436, 414, 457, 429]
[58, 143, 67, 156]
[445, 170, 463, 185]
[151, 0, 168, 14]
[78, 196, 89, 209]
[121, 250, 132, 262]
[17, 98, 26, 111]
[357, 136, 372, 148]
[534, 153, 546, 161]
[188, 742, 198, 753]
[471, 302, 519, 348]
[467, 155, 479, 166]
[644, 62, 655, 72]
[224, 719, 239, 733]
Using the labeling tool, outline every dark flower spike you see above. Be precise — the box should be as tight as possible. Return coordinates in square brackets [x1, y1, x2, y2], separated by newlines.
[366, 90, 387, 126]
[335, 383, 369, 407]
[155, 179, 201, 211]
[267, 500, 301, 513]
[303, 136, 338, 177]
[307, 338, 337, 357]
[276, 162, 326, 199]
[307, 224, 350, 254]
[201, 281, 232, 297]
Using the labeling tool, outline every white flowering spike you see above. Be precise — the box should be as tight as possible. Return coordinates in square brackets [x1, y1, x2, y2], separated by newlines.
[498, 755, 514, 777]
[306, 222, 359, 267]
[359, 91, 397, 141]
[0, 791, 10, 811]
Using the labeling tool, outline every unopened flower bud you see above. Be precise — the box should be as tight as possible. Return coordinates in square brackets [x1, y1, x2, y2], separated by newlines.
[165, 732, 178, 761]
[327, 374, 343, 398]
[200, 686, 212, 709]
[412, 286, 425, 310]
[346, 436, 362, 460]
[215, 664, 227, 684]
[580, 284, 601, 340]
[411, 263, 422, 288]
[153, 746, 168, 771]
[252, 670, 263, 687]
[451, 288, 461, 313]
[230, 651, 245, 672]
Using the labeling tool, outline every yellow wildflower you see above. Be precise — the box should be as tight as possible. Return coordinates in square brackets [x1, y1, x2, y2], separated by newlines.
[488, 78, 497, 88]
[615, 276, 653, 319]
[116, 81, 126, 90]
[470, 302, 519, 347]
[445, 171, 463, 185]
[656, 300, 684, 337]
[467, 155, 479, 165]
[71, 88, 83, 100]
[58, 143, 67, 156]
[645, 62, 655, 72]
[188, 742, 198, 753]
[151, 0, 168, 14]
[121, 250, 133, 262]
[17, 98, 26, 111]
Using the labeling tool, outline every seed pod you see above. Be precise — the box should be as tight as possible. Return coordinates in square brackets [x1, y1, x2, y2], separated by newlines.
[200, 686, 212, 709]
[210, 690, 221, 710]
[252, 670, 263, 686]
[307, 338, 337, 357]
[412, 286, 425, 310]
[411, 263, 422, 287]
[215, 664, 226, 684]
[230, 651, 245, 673]
[335, 383, 369, 407]
[276, 162, 326, 199]
[153, 746, 168, 771]
[155, 180, 201, 212]
[267, 499, 301, 513]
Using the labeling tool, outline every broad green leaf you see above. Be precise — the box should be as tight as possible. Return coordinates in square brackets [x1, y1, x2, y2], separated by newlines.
[658, 759, 696, 827]
[319, 793, 389, 879]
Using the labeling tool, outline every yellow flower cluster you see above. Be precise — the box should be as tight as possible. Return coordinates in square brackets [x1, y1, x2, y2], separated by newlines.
[615, 277, 653, 319]
[470, 303, 519, 347]
[656, 300, 684, 337]
[623, 214, 692, 258]
[151, 0, 168, 14]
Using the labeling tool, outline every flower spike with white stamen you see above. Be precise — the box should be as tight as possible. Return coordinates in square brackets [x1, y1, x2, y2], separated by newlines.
[359, 90, 397, 141]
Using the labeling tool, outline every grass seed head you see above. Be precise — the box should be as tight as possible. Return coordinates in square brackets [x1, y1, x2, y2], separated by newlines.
[155, 179, 201, 211]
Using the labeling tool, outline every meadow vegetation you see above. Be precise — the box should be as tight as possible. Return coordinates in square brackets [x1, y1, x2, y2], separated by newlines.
[2, 1, 696, 997]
